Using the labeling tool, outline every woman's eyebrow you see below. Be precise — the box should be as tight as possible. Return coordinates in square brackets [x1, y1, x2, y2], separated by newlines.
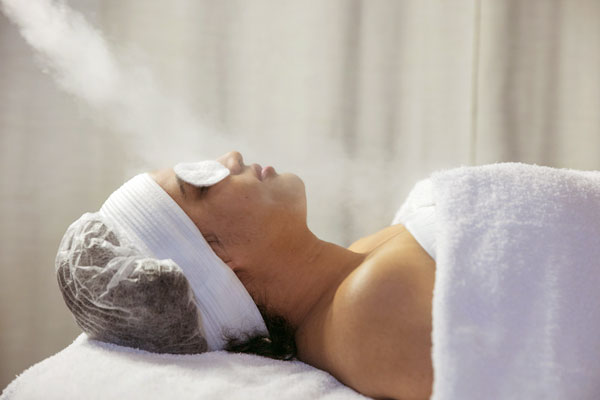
[175, 176, 186, 198]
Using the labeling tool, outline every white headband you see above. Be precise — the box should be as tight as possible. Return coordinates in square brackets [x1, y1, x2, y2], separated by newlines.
[99, 173, 267, 351]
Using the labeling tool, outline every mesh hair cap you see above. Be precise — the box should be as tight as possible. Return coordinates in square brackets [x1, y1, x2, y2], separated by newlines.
[56, 213, 208, 353]
[56, 173, 267, 353]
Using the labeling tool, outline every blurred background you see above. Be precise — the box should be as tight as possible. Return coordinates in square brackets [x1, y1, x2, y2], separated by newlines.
[1, 0, 599, 390]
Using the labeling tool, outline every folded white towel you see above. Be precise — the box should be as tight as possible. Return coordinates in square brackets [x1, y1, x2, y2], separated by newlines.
[1, 334, 368, 400]
[429, 162, 600, 400]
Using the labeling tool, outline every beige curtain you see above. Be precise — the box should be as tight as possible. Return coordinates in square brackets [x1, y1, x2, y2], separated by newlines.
[1, 0, 599, 389]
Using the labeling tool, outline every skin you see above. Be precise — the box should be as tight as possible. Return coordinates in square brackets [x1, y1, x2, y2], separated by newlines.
[150, 151, 436, 400]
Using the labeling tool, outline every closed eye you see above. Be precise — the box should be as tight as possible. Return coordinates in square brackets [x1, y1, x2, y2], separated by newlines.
[197, 186, 210, 196]
[176, 176, 210, 199]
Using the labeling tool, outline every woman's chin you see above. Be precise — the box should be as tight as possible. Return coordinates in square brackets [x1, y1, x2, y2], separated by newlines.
[282, 172, 305, 193]
[270, 172, 305, 209]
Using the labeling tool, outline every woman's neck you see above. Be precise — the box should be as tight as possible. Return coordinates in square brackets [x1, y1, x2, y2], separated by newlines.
[244, 229, 366, 331]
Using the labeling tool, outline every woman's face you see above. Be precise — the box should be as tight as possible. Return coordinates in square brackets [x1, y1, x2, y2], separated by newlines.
[151, 151, 307, 271]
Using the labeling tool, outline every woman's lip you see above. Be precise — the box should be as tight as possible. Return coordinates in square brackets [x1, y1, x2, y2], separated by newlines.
[251, 163, 263, 180]
[261, 166, 276, 180]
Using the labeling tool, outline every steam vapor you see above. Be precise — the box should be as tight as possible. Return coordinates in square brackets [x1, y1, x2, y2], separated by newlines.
[0, 0, 230, 168]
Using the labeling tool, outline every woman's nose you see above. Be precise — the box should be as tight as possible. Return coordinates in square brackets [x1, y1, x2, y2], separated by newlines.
[217, 151, 245, 174]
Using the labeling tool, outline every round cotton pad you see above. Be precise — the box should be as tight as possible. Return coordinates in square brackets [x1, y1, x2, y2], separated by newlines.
[174, 160, 230, 187]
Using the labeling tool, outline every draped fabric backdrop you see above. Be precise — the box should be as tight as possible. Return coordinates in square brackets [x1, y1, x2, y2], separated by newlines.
[1, 0, 599, 389]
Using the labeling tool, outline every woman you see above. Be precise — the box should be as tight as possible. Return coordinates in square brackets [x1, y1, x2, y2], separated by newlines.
[57, 150, 435, 400]
[57, 154, 600, 400]
[153, 151, 436, 400]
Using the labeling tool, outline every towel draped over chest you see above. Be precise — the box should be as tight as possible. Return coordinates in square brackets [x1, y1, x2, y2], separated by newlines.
[425, 163, 600, 400]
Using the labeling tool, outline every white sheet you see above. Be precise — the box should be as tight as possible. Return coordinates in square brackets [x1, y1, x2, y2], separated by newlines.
[1, 334, 368, 400]
[429, 162, 600, 399]
[392, 177, 437, 260]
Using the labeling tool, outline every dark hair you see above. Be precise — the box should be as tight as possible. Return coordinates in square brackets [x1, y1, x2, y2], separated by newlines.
[224, 304, 297, 361]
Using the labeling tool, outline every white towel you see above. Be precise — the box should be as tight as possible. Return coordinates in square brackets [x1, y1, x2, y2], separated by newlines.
[1, 334, 368, 400]
[392, 178, 437, 260]
[429, 162, 600, 400]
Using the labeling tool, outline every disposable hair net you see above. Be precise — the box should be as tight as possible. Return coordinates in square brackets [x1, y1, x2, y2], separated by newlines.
[55, 212, 208, 354]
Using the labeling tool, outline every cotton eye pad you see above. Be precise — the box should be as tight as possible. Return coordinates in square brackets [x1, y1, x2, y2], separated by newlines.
[174, 160, 230, 187]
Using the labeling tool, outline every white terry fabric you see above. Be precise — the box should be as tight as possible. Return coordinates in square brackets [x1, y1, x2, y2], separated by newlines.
[0, 334, 368, 400]
[100, 173, 267, 351]
[430, 162, 600, 400]
[174, 160, 230, 187]
[392, 178, 437, 260]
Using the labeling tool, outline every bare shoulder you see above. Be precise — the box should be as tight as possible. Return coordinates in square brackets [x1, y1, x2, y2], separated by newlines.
[325, 237, 435, 400]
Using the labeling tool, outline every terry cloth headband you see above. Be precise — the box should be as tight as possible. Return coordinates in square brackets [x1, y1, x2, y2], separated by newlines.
[99, 172, 268, 351]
